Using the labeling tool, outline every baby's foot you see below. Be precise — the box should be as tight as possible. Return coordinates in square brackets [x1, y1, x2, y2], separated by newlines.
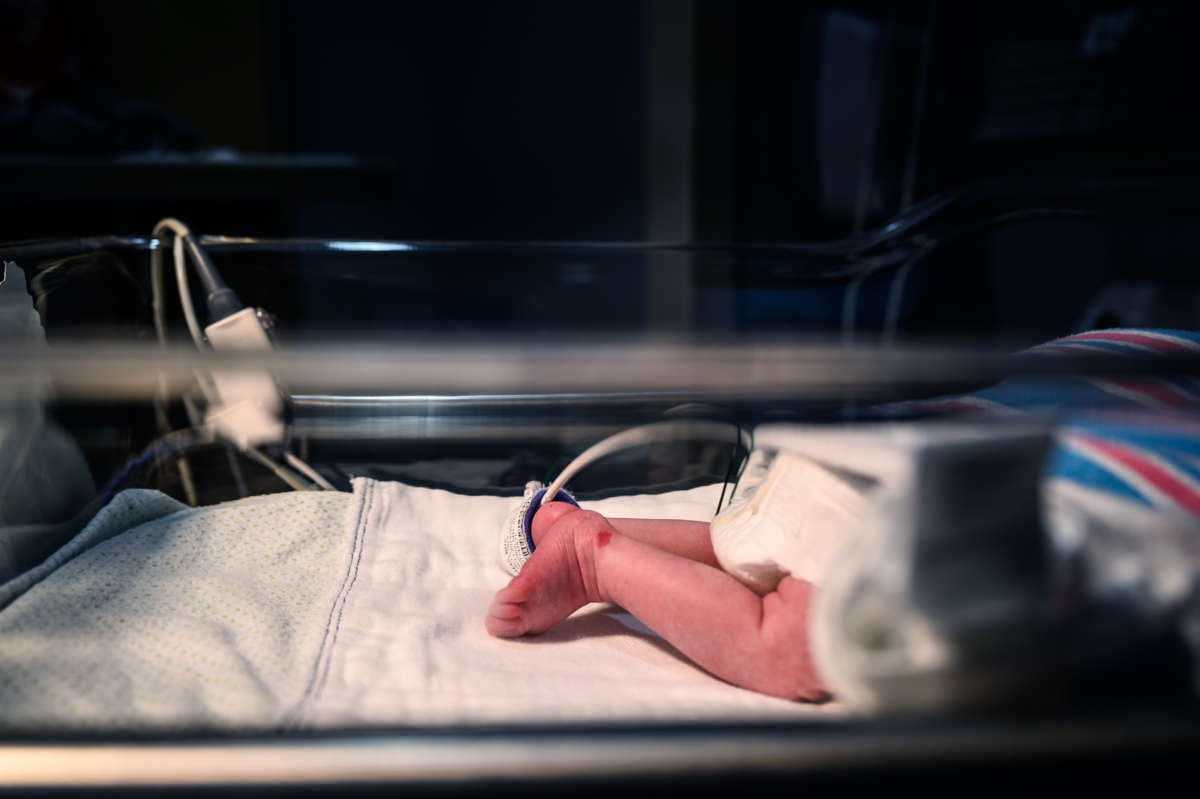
[499, 482, 581, 576]
[486, 509, 607, 637]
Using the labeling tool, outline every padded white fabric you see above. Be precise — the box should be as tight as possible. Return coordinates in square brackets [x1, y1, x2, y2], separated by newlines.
[293, 478, 839, 726]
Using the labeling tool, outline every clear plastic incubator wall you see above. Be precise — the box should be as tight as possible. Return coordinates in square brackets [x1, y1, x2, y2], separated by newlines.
[0, 215, 1198, 793]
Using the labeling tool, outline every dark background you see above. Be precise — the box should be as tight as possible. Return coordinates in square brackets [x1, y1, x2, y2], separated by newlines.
[3, 0, 1200, 340]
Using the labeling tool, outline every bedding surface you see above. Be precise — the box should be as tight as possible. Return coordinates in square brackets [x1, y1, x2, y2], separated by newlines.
[293, 479, 831, 727]
[0, 489, 357, 730]
[0, 481, 833, 731]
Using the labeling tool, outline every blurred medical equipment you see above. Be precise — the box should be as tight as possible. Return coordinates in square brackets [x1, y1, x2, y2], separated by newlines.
[144, 218, 331, 501]
[0, 261, 95, 573]
[795, 421, 1196, 714]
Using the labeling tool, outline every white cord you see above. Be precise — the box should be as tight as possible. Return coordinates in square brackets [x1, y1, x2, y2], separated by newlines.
[169, 228, 222, 404]
[173, 229, 205, 349]
[151, 218, 204, 348]
[173, 231, 223, 405]
[242, 446, 313, 492]
[151, 216, 332, 496]
[283, 451, 336, 490]
[542, 421, 753, 504]
[224, 445, 250, 497]
[150, 218, 200, 504]
[151, 218, 233, 500]
[149, 228, 169, 347]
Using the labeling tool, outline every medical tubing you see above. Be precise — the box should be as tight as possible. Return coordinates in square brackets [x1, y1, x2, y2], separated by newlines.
[150, 219, 200, 502]
[715, 424, 742, 512]
[150, 218, 329, 498]
[243, 446, 315, 491]
[100, 429, 205, 504]
[284, 450, 336, 490]
[182, 231, 242, 322]
[724, 428, 754, 509]
[224, 444, 250, 498]
[173, 232, 206, 350]
[541, 420, 753, 505]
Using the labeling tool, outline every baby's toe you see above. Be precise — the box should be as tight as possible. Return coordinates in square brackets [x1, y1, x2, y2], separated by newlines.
[486, 604, 529, 637]
[487, 599, 524, 620]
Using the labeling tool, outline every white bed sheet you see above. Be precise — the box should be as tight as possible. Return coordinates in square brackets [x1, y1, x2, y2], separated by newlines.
[295, 478, 840, 727]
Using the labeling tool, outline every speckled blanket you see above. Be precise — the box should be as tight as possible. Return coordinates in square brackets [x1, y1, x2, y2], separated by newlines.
[0, 488, 355, 730]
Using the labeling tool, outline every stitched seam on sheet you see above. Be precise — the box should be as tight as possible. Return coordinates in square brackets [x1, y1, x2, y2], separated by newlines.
[310, 479, 374, 706]
[289, 479, 372, 725]
[286, 479, 373, 728]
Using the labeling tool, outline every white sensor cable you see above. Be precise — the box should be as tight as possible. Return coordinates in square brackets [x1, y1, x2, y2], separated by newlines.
[542, 420, 753, 505]
[149, 216, 330, 495]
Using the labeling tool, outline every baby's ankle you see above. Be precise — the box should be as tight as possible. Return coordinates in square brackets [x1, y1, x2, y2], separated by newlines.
[567, 525, 611, 605]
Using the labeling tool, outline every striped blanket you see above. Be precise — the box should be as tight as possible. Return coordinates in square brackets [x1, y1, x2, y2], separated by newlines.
[883, 328, 1200, 520]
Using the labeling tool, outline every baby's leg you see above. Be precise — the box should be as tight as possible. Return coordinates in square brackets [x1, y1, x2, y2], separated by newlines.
[487, 505, 827, 701]
[533, 501, 719, 567]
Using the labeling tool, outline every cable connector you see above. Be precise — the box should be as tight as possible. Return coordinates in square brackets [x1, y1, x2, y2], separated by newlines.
[203, 307, 284, 448]
[180, 231, 244, 323]
[205, 400, 284, 451]
[205, 287, 244, 323]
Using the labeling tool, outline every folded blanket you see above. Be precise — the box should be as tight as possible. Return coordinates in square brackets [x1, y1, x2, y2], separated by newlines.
[0, 489, 357, 731]
[882, 328, 1200, 521]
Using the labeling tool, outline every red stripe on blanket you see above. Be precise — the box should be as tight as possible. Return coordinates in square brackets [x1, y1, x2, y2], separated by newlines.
[1065, 331, 1200, 354]
[1104, 379, 1200, 409]
[1074, 433, 1200, 515]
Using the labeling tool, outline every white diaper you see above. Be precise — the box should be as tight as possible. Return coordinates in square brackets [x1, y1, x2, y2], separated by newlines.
[709, 448, 872, 595]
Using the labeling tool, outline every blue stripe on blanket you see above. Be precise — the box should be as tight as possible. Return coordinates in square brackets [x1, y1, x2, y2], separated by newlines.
[1047, 445, 1152, 507]
[878, 328, 1200, 518]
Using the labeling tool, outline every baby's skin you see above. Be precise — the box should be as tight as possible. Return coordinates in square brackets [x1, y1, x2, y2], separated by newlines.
[486, 501, 828, 701]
